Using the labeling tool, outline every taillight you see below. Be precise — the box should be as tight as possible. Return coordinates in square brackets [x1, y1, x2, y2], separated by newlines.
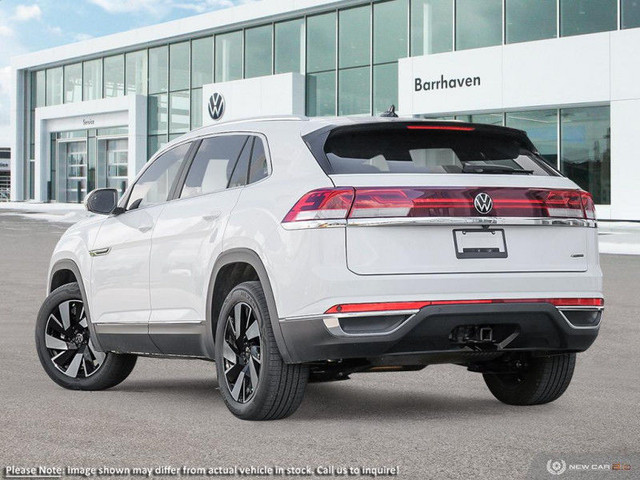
[282, 188, 354, 223]
[580, 191, 597, 220]
[350, 187, 592, 219]
[282, 187, 595, 223]
[407, 125, 475, 132]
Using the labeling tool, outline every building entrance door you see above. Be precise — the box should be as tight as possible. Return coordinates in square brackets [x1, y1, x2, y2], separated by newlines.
[99, 138, 129, 197]
[55, 140, 87, 203]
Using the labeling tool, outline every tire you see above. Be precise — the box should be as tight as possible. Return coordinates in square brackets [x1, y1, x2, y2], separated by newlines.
[35, 283, 137, 391]
[215, 281, 308, 420]
[483, 353, 576, 405]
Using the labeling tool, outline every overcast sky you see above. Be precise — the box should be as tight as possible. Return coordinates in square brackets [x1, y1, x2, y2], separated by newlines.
[0, 0, 249, 147]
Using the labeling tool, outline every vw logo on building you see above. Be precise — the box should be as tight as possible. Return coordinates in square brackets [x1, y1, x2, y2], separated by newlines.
[474, 192, 493, 214]
[208, 92, 225, 121]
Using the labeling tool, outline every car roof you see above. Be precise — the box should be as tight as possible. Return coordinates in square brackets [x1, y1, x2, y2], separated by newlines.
[164, 115, 529, 153]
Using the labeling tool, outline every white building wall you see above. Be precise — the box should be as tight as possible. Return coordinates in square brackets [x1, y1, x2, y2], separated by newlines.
[10, 68, 24, 201]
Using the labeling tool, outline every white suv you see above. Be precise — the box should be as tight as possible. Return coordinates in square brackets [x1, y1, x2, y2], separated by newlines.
[36, 117, 603, 420]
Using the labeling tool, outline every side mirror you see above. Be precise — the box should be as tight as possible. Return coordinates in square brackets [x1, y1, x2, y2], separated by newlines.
[85, 188, 119, 215]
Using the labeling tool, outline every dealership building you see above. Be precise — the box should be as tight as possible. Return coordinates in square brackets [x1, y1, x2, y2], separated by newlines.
[9, 0, 640, 219]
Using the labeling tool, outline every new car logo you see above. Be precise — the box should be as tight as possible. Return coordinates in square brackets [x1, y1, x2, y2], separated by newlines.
[474, 192, 493, 214]
[208, 93, 225, 121]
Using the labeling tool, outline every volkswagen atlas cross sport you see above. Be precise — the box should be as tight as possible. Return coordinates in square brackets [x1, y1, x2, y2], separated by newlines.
[36, 116, 603, 420]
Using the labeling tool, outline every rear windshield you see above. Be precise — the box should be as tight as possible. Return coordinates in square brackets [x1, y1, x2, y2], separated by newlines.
[321, 125, 556, 176]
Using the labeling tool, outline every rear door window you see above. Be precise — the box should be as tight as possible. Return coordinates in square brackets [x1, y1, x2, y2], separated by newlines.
[320, 124, 556, 176]
[180, 135, 249, 199]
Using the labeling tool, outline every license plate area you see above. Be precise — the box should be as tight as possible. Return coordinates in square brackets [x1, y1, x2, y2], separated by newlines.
[453, 229, 507, 259]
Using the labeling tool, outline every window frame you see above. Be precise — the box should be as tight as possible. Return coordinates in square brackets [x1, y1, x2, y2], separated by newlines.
[178, 134, 251, 199]
[169, 132, 273, 202]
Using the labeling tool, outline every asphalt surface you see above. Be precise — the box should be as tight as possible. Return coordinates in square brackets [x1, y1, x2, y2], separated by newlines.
[0, 212, 638, 480]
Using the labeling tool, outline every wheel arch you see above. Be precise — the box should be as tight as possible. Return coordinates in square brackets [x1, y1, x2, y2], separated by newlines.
[205, 248, 294, 363]
[48, 259, 104, 352]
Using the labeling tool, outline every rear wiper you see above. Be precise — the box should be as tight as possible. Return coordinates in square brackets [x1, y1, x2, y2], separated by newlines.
[462, 164, 534, 175]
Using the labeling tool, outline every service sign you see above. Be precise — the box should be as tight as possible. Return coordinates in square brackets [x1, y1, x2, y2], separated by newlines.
[398, 47, 503, 116]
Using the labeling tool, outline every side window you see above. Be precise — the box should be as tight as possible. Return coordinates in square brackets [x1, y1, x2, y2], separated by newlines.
[126, 142, 191, 210]
[248, 137, 269, 184]
[180, 135, 248, 199]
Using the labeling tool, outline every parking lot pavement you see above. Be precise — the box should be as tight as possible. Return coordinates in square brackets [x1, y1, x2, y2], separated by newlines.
[0, 212, 638, 480]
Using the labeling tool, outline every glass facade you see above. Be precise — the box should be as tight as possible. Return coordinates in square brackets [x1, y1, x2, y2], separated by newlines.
[307, 13, 336, 73]
[63, 64, 82, 104]
[411, 0, 453, 56]
[170, 42, 190, 92]
[275, 19, 304, 74]
[622, 0, 640, 28]
[506, 0, 557, 43]
[104, 55, 124, 98]
[373, 63, 398, 114]
[191, 37, 213, 88]
[560, 106, 611, 204]
[25, 0, 626, 204]
[339, 6, 371, 69]
[149, 46, 169, 94]
[83, 59, 103, 101]
[45, 67, 63, 106]
[373, 0, 408, 64]
[126, 50, 148, 95]
[245, 26, 272, 78]
[456, 0, 502, 50]
[339, 6, 371, 115]
[307, 71, 336, 116]
[506, 110, 558, 167]
[215, 31, 243, 82]
[339, 67, 370, 115]
[561, 0, 618, 37]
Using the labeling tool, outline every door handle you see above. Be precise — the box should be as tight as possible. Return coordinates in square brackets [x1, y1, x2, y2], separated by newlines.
[203, 212, 221, 222]
[137, 225, 153, 233]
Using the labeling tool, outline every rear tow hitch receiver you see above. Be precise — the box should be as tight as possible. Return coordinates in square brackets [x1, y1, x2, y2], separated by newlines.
[450, 325, 495, 346]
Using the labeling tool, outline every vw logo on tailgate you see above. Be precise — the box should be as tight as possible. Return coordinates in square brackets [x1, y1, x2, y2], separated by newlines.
[474, 192, 493, 214]
[208, 92, 225, 121]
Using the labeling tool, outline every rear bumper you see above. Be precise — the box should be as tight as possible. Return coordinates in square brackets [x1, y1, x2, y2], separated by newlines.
[278, 303, 601, 364]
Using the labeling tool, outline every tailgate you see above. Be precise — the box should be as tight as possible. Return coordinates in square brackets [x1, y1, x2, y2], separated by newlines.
[346, 224, 588, 275]
[333, 174, 594, 275]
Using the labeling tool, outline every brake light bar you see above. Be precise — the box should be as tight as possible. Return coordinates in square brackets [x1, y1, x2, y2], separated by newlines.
[407, 125, 476, 132]
[325, 298, 604, 314]
[282, 187, 596, 223]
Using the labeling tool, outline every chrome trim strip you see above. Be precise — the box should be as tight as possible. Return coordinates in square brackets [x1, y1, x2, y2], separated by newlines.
[323, 314, 416, 338]
[93, 321, 147, 325]
[89, 247, 111, 257]
[558, 307, 604, 330]
[558, 306, 604, 311]
[147, 320, 205, 324]
[347, 217, 597, 228]
[281, 219, 347, 230]
[281, 309, 419, 322]
[281, 217, 597, 230]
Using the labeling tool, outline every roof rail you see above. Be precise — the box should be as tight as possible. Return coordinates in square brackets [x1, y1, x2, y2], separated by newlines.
[188, 115, 309, 133]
